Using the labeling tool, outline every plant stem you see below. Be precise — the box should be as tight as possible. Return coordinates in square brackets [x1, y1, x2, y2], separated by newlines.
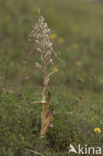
[42, 62, 47, 101]
[40, 61, 49, 135]
[40, 62, 57, 135]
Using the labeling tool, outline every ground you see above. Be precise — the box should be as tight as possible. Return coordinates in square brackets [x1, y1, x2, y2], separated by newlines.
[0, 0, 103, 155]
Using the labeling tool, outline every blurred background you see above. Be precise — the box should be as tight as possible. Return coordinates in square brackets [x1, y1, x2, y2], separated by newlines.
[1, 0, 103, 91]
[0, 0, 103, 155]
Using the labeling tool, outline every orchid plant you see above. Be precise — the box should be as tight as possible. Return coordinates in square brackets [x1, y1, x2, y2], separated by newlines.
[28, 12, 59, 135]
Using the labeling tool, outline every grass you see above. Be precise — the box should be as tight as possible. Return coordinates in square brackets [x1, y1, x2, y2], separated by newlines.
[0, 0, 103, 155]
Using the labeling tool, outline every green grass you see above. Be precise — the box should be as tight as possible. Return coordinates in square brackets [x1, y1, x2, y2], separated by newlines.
[0, 0, 103, 155]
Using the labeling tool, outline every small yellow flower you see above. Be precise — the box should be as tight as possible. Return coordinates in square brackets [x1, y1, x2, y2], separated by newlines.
[94, 128, 101, 134]
[75, 61, 82, 67]
[99, 79, 103, 84]
[58, 37, 64, 44]
[72, 43, 78, 49]
[32, 7, 38, 14]
[51, 66, 58, 72]
[50, 33, 57, 40]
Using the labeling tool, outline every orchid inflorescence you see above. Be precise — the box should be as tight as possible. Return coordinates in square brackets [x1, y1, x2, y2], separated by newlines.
[28, 14, 58, 68]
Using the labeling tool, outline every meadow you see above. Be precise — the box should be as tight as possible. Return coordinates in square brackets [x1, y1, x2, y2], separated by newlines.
[0, 0, 103, 155]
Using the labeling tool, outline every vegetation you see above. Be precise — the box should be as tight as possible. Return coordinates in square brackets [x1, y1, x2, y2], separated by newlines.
[0, 0, 103, 155]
